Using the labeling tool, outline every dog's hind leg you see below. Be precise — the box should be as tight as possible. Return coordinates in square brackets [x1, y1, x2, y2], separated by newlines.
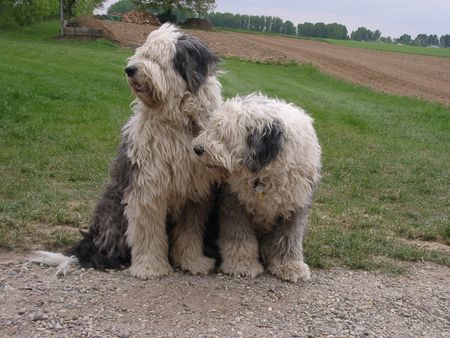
[262, 207, 311, 282]
[171, 197, 216, 275]
[217, 186, 264, 278]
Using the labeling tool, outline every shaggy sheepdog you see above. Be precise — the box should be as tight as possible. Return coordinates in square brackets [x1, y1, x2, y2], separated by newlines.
[30, 24, 222, 279]
[192, 93, 321, 282]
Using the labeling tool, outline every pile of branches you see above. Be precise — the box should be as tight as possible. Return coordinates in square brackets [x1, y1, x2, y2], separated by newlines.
[122, 10, 161, 25]
[181, 18, 213, 30]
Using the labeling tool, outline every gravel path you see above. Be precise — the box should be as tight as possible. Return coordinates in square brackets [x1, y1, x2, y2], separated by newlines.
[1, 253, 449, 337]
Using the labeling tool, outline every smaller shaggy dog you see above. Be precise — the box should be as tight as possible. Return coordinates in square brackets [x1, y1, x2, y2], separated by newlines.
[192, 93, 321, 282]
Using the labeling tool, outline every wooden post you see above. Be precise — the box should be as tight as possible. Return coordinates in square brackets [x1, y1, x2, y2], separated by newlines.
[60, 0, 64, 36]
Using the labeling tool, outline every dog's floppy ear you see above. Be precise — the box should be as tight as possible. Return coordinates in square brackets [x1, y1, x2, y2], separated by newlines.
[244, 120, 285, 173]
[173, 35, 219, 93]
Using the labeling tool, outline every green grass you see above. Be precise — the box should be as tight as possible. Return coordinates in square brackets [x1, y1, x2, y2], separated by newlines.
[1, 21, 449, 271]
[324, 38, 450, 58]
[0, 21, 133, 248]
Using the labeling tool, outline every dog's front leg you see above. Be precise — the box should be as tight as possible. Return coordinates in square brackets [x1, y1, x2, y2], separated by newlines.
[171, 198, 216, 274]
[262, 208, 311, 282]
[125, 195, 172, 279]
[218, 186, 264, 277]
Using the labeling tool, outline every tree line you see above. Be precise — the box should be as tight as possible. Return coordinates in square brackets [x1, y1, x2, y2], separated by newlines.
[207, 12, 450, 47]
[396, 33, 450, 47]
[206, 12, 348, 40]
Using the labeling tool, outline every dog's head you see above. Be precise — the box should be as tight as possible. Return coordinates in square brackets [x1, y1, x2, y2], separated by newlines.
[125, 23, 219, 109]
[192, 95, 285, 174]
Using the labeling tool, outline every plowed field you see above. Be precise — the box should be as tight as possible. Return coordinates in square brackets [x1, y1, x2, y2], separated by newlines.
[81, 19, 450, 105]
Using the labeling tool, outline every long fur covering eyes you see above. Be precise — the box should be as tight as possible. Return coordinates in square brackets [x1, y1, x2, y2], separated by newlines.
[193, 93, 321, 282]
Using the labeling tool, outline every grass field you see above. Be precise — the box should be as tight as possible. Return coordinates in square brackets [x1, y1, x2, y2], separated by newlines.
[1, 21, 449, 271]
[324, 38, 450, 58]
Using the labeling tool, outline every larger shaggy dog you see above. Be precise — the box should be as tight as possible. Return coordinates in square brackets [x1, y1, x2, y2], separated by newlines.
[31, 24, 222, 279]
[192, 93, 321, 282]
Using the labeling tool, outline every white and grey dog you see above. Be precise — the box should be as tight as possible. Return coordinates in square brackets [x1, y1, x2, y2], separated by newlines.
[192, 93, 321, 282]
[30, 24, 222, 279]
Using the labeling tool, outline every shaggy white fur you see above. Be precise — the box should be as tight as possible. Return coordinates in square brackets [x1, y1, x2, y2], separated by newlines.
[193, 93, 321, 282]
[121, 24, 222, 279]
[28, 251, 78, 277]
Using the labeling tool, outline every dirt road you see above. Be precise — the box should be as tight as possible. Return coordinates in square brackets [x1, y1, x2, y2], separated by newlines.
[82, 19, 450, 105]
[1, 254, 449, 337]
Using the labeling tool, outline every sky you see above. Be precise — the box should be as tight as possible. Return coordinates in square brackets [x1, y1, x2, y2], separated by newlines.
[97, 0, 450, 38]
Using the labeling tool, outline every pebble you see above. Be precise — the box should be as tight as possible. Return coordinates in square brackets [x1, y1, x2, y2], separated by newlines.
[32, 312, 47, 321]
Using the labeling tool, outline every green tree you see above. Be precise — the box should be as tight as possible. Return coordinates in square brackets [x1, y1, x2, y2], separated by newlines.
[380, 36, 393, 43]
[440, 34, 450, 47]
[240, 14, 250, 30]
[108, 0, 136, 13]
[264, 16, 273, 32]
[249, 15, 262, 31]
[59, 0, 104, 18]
[351, 27, 376, 41]
[74, 0, 104, 16]
[281, 20, 296, 35]
[132, 0, 215, 20]
[0, 0, 60, 27]
[427, 34, 439, 46]
[313, 22, 326, 38]
[374, 29, 381, 40]
[270, 17, 283, 34]
[297, 22, 314, 37]
[231, 13, 241, 29]
[325, 23, 348, 39]
[397, 34, 412, 44]
[414, 34, 429, 46]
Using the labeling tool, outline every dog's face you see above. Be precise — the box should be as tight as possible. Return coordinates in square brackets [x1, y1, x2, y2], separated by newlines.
[192, 107, 285, 174]
[125, 23, 218, 108]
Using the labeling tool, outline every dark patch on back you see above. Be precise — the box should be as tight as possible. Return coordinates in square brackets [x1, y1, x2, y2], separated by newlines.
[244, 120, 285, 173]
[65, 138, 134, 269]
[203, 185, 221, 266]
[173, 35, 219, 93]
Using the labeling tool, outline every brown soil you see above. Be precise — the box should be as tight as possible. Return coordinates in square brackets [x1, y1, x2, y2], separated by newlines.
[80, 19, 450, 105]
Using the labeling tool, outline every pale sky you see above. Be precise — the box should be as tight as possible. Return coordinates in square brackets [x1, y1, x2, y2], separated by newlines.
[97, 0, 450, 38]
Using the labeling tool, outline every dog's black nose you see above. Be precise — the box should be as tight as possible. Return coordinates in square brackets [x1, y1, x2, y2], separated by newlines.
[193, 145, 205, 156]
[125, 66, 137, 77]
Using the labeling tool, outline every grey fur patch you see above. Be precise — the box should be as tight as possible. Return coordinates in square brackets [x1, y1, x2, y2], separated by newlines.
[173, 35, 219, 93]
[259, 206, 310, 266]
[65, 137, 134, 268]
[244, 120, 285, 173]
[91, 140, 133, 259]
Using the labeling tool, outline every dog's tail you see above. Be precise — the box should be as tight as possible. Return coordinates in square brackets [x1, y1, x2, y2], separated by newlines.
[64, 230, 129, 270]
[29, 231, 130, 276]
[28, 251, 78, 276]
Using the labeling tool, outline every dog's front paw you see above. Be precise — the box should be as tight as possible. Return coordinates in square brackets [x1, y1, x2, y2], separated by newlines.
[220, 259, 264, 278]
[130, 256, 173, 280]
[174, 255, 216, 275]
[268, 260, 311, 282]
